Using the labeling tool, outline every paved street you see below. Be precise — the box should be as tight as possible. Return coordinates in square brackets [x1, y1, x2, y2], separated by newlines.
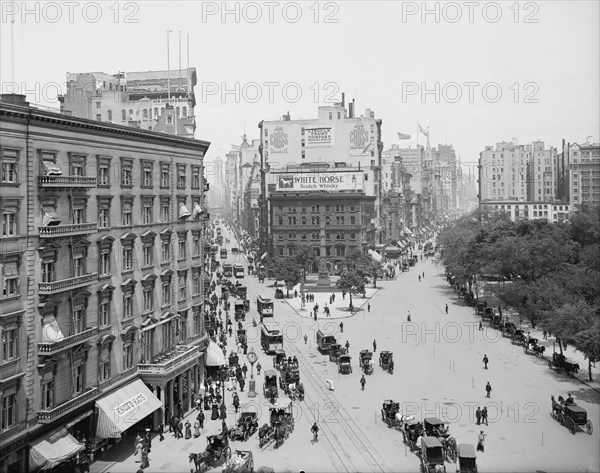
[93, 225, 600, 473]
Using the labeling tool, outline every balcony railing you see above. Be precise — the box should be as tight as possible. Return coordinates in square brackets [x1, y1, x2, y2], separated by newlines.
[137, 345, 200, 376]
[39, 222, 98, 238]
[38, 327, 98, 355]
[37, 387, 98, 424]
[38, 176, 97, 188]
[39, 273, 98, 295]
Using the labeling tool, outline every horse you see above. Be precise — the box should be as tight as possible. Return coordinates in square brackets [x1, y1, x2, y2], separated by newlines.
[258, 423, 272, 447]
[442, 435, 458, 461]
[189, 452, 208, 472]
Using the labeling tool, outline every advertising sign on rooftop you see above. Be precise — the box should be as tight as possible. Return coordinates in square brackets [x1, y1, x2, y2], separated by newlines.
[275, 172, 364, 192]
[305, 127, 332, 146]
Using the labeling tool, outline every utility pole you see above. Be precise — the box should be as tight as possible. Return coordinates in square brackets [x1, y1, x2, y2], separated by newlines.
[166, 30, 172, 103]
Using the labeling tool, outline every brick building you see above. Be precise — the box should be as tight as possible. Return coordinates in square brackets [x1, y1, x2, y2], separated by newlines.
[0, 94, 209, 472]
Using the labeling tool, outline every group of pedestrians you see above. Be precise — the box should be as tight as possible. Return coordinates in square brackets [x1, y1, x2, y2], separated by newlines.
[134, 429, 152, 470]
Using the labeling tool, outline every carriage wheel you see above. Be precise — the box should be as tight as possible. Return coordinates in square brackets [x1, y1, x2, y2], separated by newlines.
[243, 430, 249, 441]
[381, 410, 385, 421]
[586, 420, 593, 435]
[567, 416, 576, 434]
[557, 412, 564, 424]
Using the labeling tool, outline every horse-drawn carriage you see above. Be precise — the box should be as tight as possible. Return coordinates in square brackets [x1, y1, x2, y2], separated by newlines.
[501, 321, 517, 337]
[379, 351, 394, 374]
[189, 434, 232, 472]
[381, 400, 401, 429]
[279, 366, 300, 398]
[273, 350, 287, 371]
[222, 450, 254, 473]
[402, 419, 424, 451]
[260, 398, 294, 448]
[420, 436, 447, 473]
[228, 352, 239, 368]
[523, 337, 545, 357]
[457, 444, 477, 473]
[511, 329, 527, 346]
[329, 343, 342, 363]
[263, 370, 278, 402]
[338, 354, 352, 374]
[475, 301, 487, 316]
[234, 299, 246, 321]
[359, 350, 374, 375]
[483, 307, 494, 320]
[424, 418, 456, 461]
[549, 352, 580, 377]
[228, 412, 259, 441]
[551, 395, 593, 434]
[236, 329, 247, 348]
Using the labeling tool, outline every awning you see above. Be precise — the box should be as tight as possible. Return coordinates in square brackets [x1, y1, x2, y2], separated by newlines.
[42, 315, 65, 343]
[95, 379, 163, 439]
[368, 249, 382, 262]
[192, 203, 204, 220]
[42, 209, 61, 226]
[179, 203, 191, 219]
[29, 428, 84, 471]
[205, 340, 226, 366]
[42, 161, 63, 176]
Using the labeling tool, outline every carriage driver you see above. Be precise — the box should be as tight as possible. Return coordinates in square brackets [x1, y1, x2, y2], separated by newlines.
[565, 393, 574, 405]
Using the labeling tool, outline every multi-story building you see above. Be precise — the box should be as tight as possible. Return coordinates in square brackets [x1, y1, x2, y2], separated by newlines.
[481, 201, 570, 223]
[267, 167, 376, 274]
[431, 144, 458, 214]
[58, 69, 197, 138]
[257, 98, 384, 255]
[567, 141, 600, 212]
[479, 140, 557, 203]
[0, 94, 210, 472]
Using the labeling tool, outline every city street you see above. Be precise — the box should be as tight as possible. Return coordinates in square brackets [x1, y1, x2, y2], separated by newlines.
[93, 225, 600, 473]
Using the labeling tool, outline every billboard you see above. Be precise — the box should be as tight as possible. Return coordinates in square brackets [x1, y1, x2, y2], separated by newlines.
[274, 172, 364, 192]
[349, 121, 374, 156]
[268, 126, 289, 154]
[305, 127, 332, 146]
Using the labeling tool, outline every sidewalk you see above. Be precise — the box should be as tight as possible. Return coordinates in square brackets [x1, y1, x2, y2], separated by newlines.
[283, 284, 379, 320]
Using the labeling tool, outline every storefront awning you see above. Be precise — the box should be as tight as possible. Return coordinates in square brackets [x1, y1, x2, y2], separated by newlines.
[95, 379, 163, 439]
[29, 428, 84, 471]
[192, 203, 204, 220]
[368, 249, 383, 263]
[205, 340, 226, 366]
[42, 161, 62, 176]
[42, 209, 61, 226]
[179, 203, 191, 219]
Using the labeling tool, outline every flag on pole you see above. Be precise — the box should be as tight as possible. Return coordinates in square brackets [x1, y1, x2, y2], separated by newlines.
[418, 124, 429, 137]
[397, 132, 411, 140]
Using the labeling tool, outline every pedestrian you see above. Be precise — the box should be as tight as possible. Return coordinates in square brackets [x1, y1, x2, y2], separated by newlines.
[339, 321, 344, 333]
[198, 410, 205, 429]
[233, 393, 240, 413]
[373, 339, 377, 352]
[422, 272, 424, 279]
[543, 329, 547, 340]
[304, 334, 308, 344]
[158, 422, 164, 441]
[177, 418, 184, 438]
[445, 304, 448, 314]
[479, 320, 483, 331]
[185, 420, 192, 439]
[295, 289, 298, 298]
[418, 275, 421, 282]
[360, 374, 366, 391]
[177, 400, 183, 419]
[485, 382, 492, 398]
[345, 340, 350, 352]
[367, 303, 371, 312]
[475, 407, 482, 425]
[140, 447, 149, 469]
[482, 354, 489, 370]
[482, 407, 488, 426]
[407, 311, 412, 322]
[257, 361, 262, 375]
[242, 363, 248, 378]
[168, 414, 174, 433]
[239, 377, 245, 392]
[476, 431, 486, 452]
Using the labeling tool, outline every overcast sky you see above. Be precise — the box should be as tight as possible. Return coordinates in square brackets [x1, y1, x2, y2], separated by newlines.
[1, 1, 598, 174]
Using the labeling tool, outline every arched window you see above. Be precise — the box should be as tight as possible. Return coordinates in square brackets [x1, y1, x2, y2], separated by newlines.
[143, 109, 148, 120]
[167, 116, 173, 124]
[154, 108, 158, 119]
[121, 109, 126, 121]
[182, 106, 187, 117]
[128, 109, 133, 120]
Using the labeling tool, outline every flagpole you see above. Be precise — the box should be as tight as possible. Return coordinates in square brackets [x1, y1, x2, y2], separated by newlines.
[166, 30, 172, 103]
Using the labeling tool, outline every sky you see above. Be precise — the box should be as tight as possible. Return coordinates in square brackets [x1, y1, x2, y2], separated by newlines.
[1, 0, 598, 175]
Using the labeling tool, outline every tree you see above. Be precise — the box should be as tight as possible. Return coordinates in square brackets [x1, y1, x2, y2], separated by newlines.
[268, 258, 302, 297]
[293, 244, 319, 282]
[572, 326, 600, 381]
[336, 270, 366, 310]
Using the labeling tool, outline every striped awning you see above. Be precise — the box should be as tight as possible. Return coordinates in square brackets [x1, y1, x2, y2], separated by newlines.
[42, 209, 61, 227]
[179, 203, 191, 219]
[95, 379, 163, 439]
[192, 203, 204, 220]
[42, 315, 65, 343]
[205, 340, 226, 366]
[42, 161, 62, 176]
[29, 428, 84, 471]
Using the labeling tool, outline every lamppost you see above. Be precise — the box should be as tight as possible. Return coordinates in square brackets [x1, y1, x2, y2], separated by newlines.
[246, 347, 258, 398]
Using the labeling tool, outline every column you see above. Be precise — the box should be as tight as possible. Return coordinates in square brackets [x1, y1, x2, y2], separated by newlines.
[168, 380, 174, 420]
[178, 374, 183, 414]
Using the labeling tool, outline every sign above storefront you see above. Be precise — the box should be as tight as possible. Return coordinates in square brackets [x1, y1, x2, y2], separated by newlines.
[275, 172, 364, 192]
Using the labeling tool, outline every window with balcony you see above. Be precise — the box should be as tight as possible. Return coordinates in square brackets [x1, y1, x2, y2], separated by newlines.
[72, 362, 85, 396]
[97, 156, 111, 187]
[1, 149, 20, 185]
[311, 216, 320, 225]
[288, 217, 297, 225]
[177, 165, 187, 189]
[1, 259, 19, 299]
[325, 217, 331, 226]
[69, 153, 87, 177]
[41, 375, 54, 411]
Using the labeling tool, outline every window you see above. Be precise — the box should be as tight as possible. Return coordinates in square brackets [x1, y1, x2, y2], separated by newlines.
[96, 102, 101, 108]
[96, 114, 102, 121]
[192, 166, 201, 189]
[336, 246, 346, 257]
[311, 205, 319, 212]
[162, 280, 172, 305]
[278, 247, 284, 256]
[161, 163, 171, 188]
[288, 217, 296, 225]
[177, 165, 187, 189]
[121, 158, 133, 187]
[73, 253, 85, 277]
[142, 201, 153, 224]
[123, 294, 133, 319]
[325, 217, 331, 226]
[69, 360, 86, 397]
[41, 377, 54, 410]
[143, 109, 148, 120]
[278, 217, 283, 225]
[182, 106, 187, 117]
[325, 246, 331, 256]
[42, 261, 55, 282]
[97, 156, 111, 186]
[123, 247, 133, 272]
[192, 233, 200, 256]
[301, 217, 307, 225]
[1, 149, 19, 184]
[178, 233, 187, 259]
[1, 261, 19, 299]
[99, 207, 110, 228]
[99, 300, 110, 327]
[350, 233, 356, 240]
[193, 308, 202, 335]
[312, 216, 320, 225]
[121, 110, 126, 121]
[143, 286, 154, 312]
[107, 110, 113, 121]
[162, 239, 171, 263]
[178, 272, 187, 300]
[123, 340, 134, 370]
[2, 211, 17, 236]
[301, 233, 307, 240]
[97, 236, 114, 277]
[193, 270, 201, 295]
[99, 344, 111, 383]
[143, 244, 153, 267]
[120, 200, 132, 227]
[72, 307, 85, 334]
[160, 198, 170, 222]
[2, 327, 18, 362]
[350, 216, 356, 225]
[311, 232, 319, 240]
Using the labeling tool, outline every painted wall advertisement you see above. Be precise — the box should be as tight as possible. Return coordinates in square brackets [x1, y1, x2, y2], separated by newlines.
[275, 172, 364, 192]
[268, 126, 289, 154]
[349, 122, 373, 156]
[305, 127, 332, 146]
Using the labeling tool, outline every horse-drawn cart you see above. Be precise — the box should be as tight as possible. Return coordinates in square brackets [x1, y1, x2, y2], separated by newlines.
[402, 419, 423, 451]
[228, 412, 259, 441]
[381, 400, 401, 429]
[523, 337, 545, 357]
[263, 370, 278, 402]
[457, 444, 477, 473]
[190, 434, 232, 472]
[329, 343, 341, 363]
[420, 436, 447, 473]
[379, 351, 394, 374]
[359, 350, 374, 375]
[551, 395, 593, 434]
[549, 352, 580, 377]
[222, 450, 253, 473]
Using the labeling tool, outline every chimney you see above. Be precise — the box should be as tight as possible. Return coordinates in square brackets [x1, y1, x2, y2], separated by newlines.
[352, 99, 356, 118]
[0, 94, 29, 106]
[341, 92, 345, 108]
[348, 102, 353, 119]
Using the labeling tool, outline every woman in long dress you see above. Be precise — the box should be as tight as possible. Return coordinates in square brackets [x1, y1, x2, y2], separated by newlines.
[185, 420, 192, 439]
[194, 420, 200, 437]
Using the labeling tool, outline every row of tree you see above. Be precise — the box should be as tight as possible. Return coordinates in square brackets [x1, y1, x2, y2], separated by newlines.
[265, 245, 384, 308]
[437, 206, 600, 380]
